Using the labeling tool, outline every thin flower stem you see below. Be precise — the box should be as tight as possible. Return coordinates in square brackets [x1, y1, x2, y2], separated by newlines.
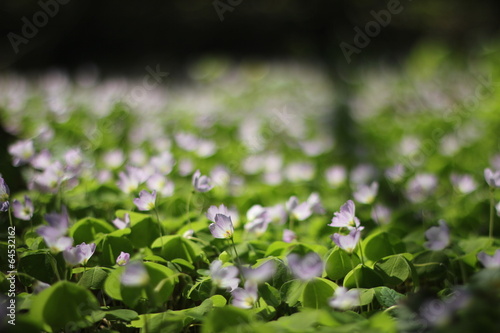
[489, 188, 495, 238]
[349, 254, 363, 308]
[230, 237, 245, 283]
[154, 206, 164, 248]
[357, 241, 366, 266]
[186, 190, 194, 229]
[7, 205, 13, 228]
[289, 216, 295, 232]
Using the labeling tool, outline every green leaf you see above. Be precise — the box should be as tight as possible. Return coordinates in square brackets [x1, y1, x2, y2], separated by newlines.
[412, 250, 449, 280]
[99, 235, 134, 266]
[201, 306, 252, 333]
[29, 281, 102, 332]
[259, 283, 281, 307]
[104, 262, 177, 308]
[18, 251, 65, 286]
[281, 280, 306, 307]
[116, 210, 160, 248]
[152, 235, 203, 263]
[69, 217, 115, 244]
[301, 277, 338, 309]
[373, 286, 405, 308]
[78, 267, 111, 289]
[374, 254, 412, 286]
[325, 248, 360, 280]
[362, 231, 406, 262]
[344, 265, 384, 289]
[104, 309, 139, 321]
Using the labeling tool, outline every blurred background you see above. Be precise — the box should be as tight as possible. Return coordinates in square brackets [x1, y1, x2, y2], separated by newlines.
[1, 0, 500, 194]
[1, 0, 499, 72]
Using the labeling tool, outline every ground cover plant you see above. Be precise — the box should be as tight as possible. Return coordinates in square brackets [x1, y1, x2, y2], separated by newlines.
[1, 43, 500, 332]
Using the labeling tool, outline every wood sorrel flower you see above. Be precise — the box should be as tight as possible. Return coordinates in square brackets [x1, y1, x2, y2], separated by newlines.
[287, 252, 324, 281]
[484, 168, 500, 188]
[209, 260, 240, 291]
[121, 261, 149, 286]
[329, 287, 360, 310]
[231, 281, 258, 309]
[192, 169, 213, 192]
[206, 204, 230, 222]
[12, 195, 34, 220]
[209, 214, 234, 239]
[113, 213, 131, 229]
[63, 242, 96, 266]
[353, 182, 379, 204]
[0, 177, 10, 212]
[332, 229, 362, 254]
[286, 196, 312, 221]
[8, 139, 34, 166]
[242, 260, 276, 284]
[37, 207, 73, 252]
[424, 220, 450, 251]
[329, 200, 363, 230]
[133, 190, 156, 211]
[116, 251, 131, 266]
[477, 250, 500, 268]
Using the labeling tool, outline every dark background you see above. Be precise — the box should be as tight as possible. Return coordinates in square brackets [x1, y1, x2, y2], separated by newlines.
[0, 0, 499, 74]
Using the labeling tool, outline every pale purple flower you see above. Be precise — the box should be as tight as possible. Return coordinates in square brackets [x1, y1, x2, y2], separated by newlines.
[246, 205, 268, 222]
[150, 151, 175, 174]
[285, 162, 315, 182]
[182, 229, 194, 239]
[30, 149, 52, 170]
[0, 177, 10, 212]
[175, 132, 199, 152]
[450, 174, 477, 194]
[307, 192, 325, 214]
[385, 164, 405, 183]
[325, 166, 347, 187]
[353, 182, 379, 204]
[286, 196, 312, 221]
[267, 204, 287, 225]
[424, 220, 450, 251]
[484, 168, 500, 188]
[350, 164, 377, 185]
[282, 229, 297, 243]
[287, 252, 324, 281]
[232, 281, 258, 309]
[329, 287, 360, 310]
[37, 208, 72, 252]
[12, 195, 34, 220]
[121, 261, 149, 286]
[146, 173, 174, 197]
[405, 173, 438, 203]
[113, 213, 131, 229]
[477, 250, 500, 268]
[65, 148, 83, 171]
[209, 260, 240, 291]
[206, 204, 230, 222]
[103, 149, 125, 169]
[244, 216, 270, 236]
[332, 229, 362, 253]
[241, 261, 276, 284]
[63, 242, 96, 266]
[192, 169, 213, 192]
[209, 214, 234, 239]
[8, 140, 34, 166]
[178, 158, 194, 176]
[33, 281, 51, 294]
[133, 190, 156, 211]
[196, 139, 217, 158]
[116, 252, 131, 266]
[210, 165, 230, 187]
[117, 170, 140, 194]
[329, 200, 362, 230]
[371, 204, 391, 225]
